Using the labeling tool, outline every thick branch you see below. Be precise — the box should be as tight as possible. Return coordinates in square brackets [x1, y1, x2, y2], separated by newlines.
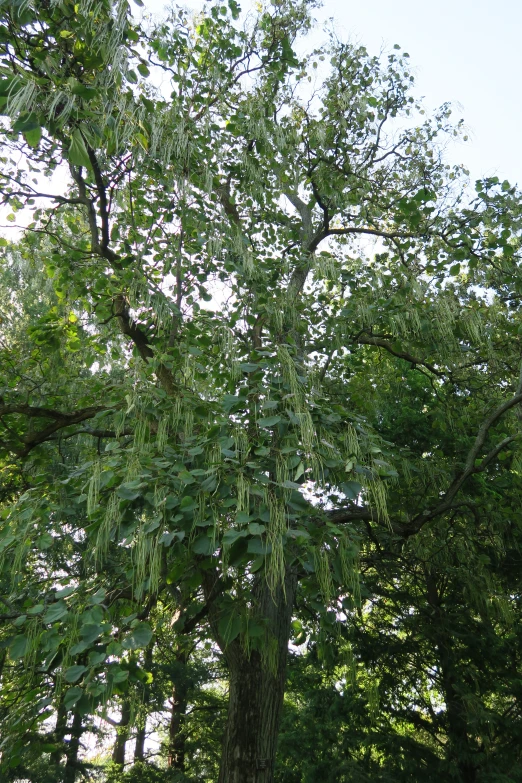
[414, 390, 522, 527]
[309, 225, 415, 253]
[356, 334, 445, 378]
[0, 404, 107, 456]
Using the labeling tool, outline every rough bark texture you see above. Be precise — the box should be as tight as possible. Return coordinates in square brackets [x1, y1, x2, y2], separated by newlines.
[167, 649, 189, 769]
[209, 568, 297, 783]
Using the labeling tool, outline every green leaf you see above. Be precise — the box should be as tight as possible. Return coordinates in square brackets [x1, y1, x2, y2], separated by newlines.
[340, 481, 362, 500]
[192, 535, 215, 555]
[218, 612, 241, 645]
[64, 687, 83, 709]
[122, 622, 153, 650]
[24, 126, 42, 147]
[64, 665, 88, 683]
[88, 588, 106, 605]
[257, 416, 282, 428]
[12, 114, 39, 133]
[55, 586, 75, 599]
[39, 532, 54, 549]
[117, 483, 142, 500]
[247, 538, 272, 555]
[80, 623, 103, 644]
[222, 529, 248, 546]
[294, 461, 305, 481]
[9, 634, 28, 658]
[282, 479, 301, 490]
[111, 667, 129, 683]
[27, 604, 44, 615]
[70, 82, 98, 99]
[43, 602, 68, 624]
[88, 651, 106, 666]
[68, 129, 91, 168]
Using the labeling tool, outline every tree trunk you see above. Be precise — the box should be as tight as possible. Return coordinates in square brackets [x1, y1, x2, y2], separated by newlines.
[134, 723, 146, 763]
[63, 710, 83, 783]
[214, 568, 297, 783]
[167, 649, 189, 769]
[134, 642, 154, 762]
[50, 698, 67, 768]
[112, 698, 131, 766]
[425, 571, 477, 783]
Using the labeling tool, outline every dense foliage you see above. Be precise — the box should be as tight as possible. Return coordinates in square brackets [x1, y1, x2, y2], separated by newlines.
[1, 1, 522, 781]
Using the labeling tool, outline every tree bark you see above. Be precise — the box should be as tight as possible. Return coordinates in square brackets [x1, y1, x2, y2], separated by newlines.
[63, 710, 83, 783]
[134, 643, 154, 762]
[210, 568, 297, 783]
[112, 698, 131, 766]
[167, 649, 189, 769]
[134, 723, 146, 763]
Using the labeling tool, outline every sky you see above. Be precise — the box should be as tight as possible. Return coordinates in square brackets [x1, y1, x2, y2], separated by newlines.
[142, 0, 522, 186]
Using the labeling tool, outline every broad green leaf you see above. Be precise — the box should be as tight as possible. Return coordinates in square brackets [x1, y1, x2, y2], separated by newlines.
[64, 665, 88, 683]
[64, 687, 83, 709]
[43, 602, 68, 624]
[24, 126, 42, 147]
[9, 635, 28, 658]
[122, 622, 153, 650]
[80, 623, 103, 644]
[222, 529, 248, 546]
[192, 535, 214, 555]
[257, 416, 282, 428]
[68, 129, 91, 168]
[88, 588, 106, 605]
[247, 538, 272, 555]
[218, 612, 241, 645]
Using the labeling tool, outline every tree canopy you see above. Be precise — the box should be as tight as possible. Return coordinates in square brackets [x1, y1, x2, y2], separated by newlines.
[1, 1, 522, 782]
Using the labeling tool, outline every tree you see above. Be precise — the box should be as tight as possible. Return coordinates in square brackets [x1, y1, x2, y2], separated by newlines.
[2, 1, 522, 781]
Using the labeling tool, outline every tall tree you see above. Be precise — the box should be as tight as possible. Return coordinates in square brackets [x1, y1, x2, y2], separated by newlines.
[2, 1, 522, 781]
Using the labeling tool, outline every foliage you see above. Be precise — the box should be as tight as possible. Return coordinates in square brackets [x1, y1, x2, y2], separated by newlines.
[1, 0, 522, 780]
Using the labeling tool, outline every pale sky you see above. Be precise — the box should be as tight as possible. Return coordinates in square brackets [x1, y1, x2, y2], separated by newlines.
[142, 0, 522, 186]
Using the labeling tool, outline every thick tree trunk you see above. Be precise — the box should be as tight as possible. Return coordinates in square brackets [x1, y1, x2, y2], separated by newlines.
[50, 699, 67, 768]
[215, 569, 297, 783]
[112, 698, 131, 766]
[63, 710, 83, 783]
[167, 650, 189, 769]
[134, 723, 146, 763]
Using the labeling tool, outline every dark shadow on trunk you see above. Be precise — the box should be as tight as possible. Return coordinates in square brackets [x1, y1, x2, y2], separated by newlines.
[63, 710, 83, 783]
[167, 648, 189, 769]
[204, 566, 297, 783]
